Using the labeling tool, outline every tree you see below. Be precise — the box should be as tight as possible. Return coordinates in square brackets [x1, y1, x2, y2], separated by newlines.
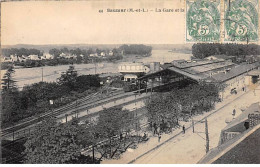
[23, 117, 93, 164]
[2, 65, 16, 90]
[192, 43, 260, 59]
[49, 48, 61, 59]
[119, 44, 152, 55]
[76, 55, 83, 64]
[75, 75, 101, 93]
[58, 65, 78, 90]
[146, 83, 221, 132]
[146, 92, 182, 131]
[94, 107, 135, 158]
[1, 89, 21, 125]
[96, 107, 134, 138]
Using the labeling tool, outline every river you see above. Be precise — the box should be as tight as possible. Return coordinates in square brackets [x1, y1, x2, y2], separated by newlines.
[1, 50, 192, 89]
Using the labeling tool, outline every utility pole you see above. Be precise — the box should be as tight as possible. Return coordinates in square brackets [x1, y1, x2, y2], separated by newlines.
[65, 114, 68, 123]
[41, 67, 43, 82]
[94, 59, 97, 75]
[12, 128, 14, 141]
[205, 118, 209, 153]
[138, 81, 141, 95]
[92, 145, 95, 163]
[135, 94, 137, 131]
[145, 80, 148, 94]
[192, 118, 195, 133]
[151, 79, 153, 96]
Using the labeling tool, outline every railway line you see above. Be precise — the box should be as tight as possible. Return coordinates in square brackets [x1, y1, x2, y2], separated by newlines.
[1, 86, 151, 140]
[1, 78, 175, 140]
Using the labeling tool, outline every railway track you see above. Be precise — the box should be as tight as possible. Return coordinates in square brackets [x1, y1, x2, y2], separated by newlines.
[0, 88, 143, 138]
[1, 79, 165, 139]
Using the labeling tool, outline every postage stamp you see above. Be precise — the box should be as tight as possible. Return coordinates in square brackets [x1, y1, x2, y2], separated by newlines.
[224, 0, 259, 42]
[186, 0, 221, 42]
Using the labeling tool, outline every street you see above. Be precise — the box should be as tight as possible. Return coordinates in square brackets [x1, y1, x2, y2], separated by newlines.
[103, 86, 260, 164]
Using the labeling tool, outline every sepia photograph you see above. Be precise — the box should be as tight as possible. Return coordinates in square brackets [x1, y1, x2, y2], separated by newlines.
[0, 0, 260, 165]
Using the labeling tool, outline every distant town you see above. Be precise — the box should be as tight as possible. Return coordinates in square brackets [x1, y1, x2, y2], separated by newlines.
[1, 44, 152, 69]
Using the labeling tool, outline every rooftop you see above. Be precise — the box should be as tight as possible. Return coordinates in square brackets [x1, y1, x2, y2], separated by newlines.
[198, 124, 260, 164]
[172, 59, 225, 69]
[207, 62, 260, 83]
[199, 102, 260, 164]
[183, 61, 234, 75]
[206, 55, 236, 60]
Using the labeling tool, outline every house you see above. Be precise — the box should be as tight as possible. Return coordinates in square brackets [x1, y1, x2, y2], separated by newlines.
[219, 102, 260, 144]
[18, 57, 26, 62]
[40, 56, 46, 60]
[118, 62, 146, 81]
[89, 53, 98, 57]
[100, 52, 106, 57]
[79, 54, 84, 58]
[118, 62, 161, 81]
[71, 54, 77, 59]
[18, 55, 29, 62]
[198, 103, 260, 164]
[10, 55, 18, 62]
[28, 55, 40, 60]
[59, 53, 67, 58]
[43, 53, 54, 59]
[2, 57, 12, 63]
[109, 51, 113, 56]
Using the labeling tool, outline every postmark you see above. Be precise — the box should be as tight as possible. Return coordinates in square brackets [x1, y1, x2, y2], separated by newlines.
[186, 0, 221, 42]
[224, 0, 258, 42]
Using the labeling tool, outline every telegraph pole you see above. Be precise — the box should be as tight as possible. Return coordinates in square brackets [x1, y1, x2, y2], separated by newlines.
[138, 81, 141, 95]
[92, 145, 95, 163]
[65, 114, 68, 123]
[151, 78, 153, 96]
[41, 67, 43, 82]
[205, 118, 209, 153]
[94, 59, 97, 75]
[192, 118, 195, 133]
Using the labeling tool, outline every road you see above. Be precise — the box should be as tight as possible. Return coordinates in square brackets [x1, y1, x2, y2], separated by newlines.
[133, 88, 260, 164]
[102, 86, 260, 164]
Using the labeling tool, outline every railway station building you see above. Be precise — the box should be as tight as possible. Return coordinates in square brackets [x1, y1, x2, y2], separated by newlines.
[137, 59, 259, 99]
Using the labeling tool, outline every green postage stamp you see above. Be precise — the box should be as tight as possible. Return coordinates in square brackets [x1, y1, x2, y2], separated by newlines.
[224, 0, 259, 42]
[186, 0, 221, 42]
[186, 0, 259, 43]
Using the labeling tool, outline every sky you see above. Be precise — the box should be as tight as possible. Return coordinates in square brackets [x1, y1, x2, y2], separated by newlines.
[1, 0, 186, 45]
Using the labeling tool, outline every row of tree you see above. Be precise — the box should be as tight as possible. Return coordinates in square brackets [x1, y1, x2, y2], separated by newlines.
[23, 106, 137, 163]
[2, 48, 43, 57]
[146, 82, 221, 133]
[192, 43, 260, 59]
[2, 54, 123, 69]
[119, 44, 152, 55]
[49, 47, 122, 58]
[1, 65, 101, 127]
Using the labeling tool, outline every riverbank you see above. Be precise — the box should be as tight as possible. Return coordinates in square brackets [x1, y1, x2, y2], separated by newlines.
[1, 50, 192, 89]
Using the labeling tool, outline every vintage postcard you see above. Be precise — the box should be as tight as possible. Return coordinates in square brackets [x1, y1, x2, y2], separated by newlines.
[1, 0, 260, 164]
